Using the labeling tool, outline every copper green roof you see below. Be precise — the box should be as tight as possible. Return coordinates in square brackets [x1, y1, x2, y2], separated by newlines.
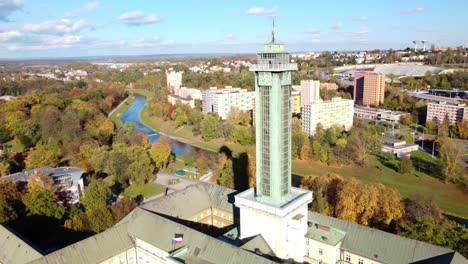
[308, 212, 466, 264]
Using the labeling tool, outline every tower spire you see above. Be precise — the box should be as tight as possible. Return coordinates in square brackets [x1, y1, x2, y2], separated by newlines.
[271, 17, 275, 43]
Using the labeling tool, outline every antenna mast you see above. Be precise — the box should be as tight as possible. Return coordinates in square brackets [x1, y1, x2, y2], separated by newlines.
[271, 17, 275, 43]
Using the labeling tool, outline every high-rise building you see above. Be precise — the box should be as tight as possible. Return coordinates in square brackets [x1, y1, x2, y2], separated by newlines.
[166, 71, 183, 94]
[302, 97, 354, 136]
[300, 80, 320, 107]
[353, 72, 385, 106]
[202, 86, 255, 119]
[235, 34, 312, 262]
[427, 102, 468, 125]
[291, 89, 301, 114]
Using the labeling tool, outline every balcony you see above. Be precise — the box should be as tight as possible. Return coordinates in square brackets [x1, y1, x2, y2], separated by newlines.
[250, 63, 298, 72]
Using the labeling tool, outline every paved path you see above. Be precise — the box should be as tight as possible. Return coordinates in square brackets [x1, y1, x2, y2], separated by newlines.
[108, 97, 128, 118]
[199, 171, 213, 182]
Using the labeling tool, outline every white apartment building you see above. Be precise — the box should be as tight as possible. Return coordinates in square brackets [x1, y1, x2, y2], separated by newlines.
[166, 71, 183, 94]
[168, 87, 203, 108]
[426, 102, 467, 125]
[300, 80, 321, 107]
[202, 86, 255, 119]
[302, 97, 354, 136]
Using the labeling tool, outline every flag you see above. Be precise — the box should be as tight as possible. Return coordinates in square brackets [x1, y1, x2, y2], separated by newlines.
[172, 233, 183, 246]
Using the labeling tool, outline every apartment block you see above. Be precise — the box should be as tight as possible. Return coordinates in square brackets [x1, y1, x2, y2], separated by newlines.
[354, 72, 385, 107]
[291, 89, 301, 114]
[426, 102, 467, 125]
[202, 86, 255, 119]
[302, 97, 354, 136]
[320, 82, 339, 91]
[166, 71, 183, 94]
[300, 80, 320, 107]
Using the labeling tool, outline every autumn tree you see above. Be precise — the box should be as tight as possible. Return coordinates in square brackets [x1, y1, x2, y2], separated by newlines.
[0, 198, 18, 223]
[456, 120, 468, 139]
[218, 159, 234, 189]
[438, 138, 464, 182]
[299, 141, 311, 160]
[111, 197, 137, 223]
[22, 188, 65, 219]
[201, 114, 219, 141]
[28, 171, 55, 191]
[81, 178, 111, 211]
[399, 156, 415, 175]
[87, 207, 114, 233]
[149, 138, 172, 170]
[25, 144, 59, 169]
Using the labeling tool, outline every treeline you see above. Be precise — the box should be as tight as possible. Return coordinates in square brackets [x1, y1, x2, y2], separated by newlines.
[399, 71, 468, 90]
[300, 174, 468, 257]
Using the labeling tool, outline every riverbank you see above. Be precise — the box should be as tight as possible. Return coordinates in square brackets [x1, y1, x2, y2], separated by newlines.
[128, 89, 249, 155]
[108, 94, 136, 128]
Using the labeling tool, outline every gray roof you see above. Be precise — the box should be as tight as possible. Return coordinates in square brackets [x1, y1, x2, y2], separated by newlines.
[308, 212, 467, 264]
[0, 225, 42, 264]
[373, 64, 443, 77]
[2, 167, 83, 183]
[141, 182, 236, 218]
[240, 234, 274, 256]
[31, 205, 276, 264]
[30, 222, 134, 264]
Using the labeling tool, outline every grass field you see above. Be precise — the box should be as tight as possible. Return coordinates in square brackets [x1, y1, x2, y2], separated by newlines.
[109, 94, 135, 128]
[292, 156, 468, 218]
[122, 183, 165, 199]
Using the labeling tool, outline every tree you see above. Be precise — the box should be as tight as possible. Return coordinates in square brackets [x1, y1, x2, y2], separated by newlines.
[0, 161, 10, 176]
[87, 206, 114, 233]
[218, 159, 234, 189]
[149, 138, 172, 170]
[111, 197, 137, 223]
[335, 178, 360, 222]
[438, 138, 464, 182]
[425, 120, 436, 134]
[399, 156, 415, 175]
[0, 198, 18, 223]
[28, 171, 55, 191]
[172, 108, 188, 128]
[22, 188, 65, 219]
[81, 178, 111, 211]
[299, 142, 311, 160]
[312, 141, 322, 161]
[456, 120, 468, 139]
[201, 115, 219, 141]
[346, 134, 368, 167]
[25, 144, 59, 169]
[400, 115, 413, 126]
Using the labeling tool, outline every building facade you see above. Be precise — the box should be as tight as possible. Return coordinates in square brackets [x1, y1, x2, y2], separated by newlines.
[166, 71, 183, 94]
[202, 86, 255, 119]
[300, 80, 320, 107]
[291, 89, 301, 114]
[167, 87, 202, 108]
[380, 137, 419, 157]
[302, 97, 354, 136]
[320, 82, 339, 91]
[426, 102, 467, 125]
[354, 72, 385, 106]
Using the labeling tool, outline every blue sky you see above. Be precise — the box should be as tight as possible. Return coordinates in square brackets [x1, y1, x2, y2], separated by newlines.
[0, 0, 466, 58]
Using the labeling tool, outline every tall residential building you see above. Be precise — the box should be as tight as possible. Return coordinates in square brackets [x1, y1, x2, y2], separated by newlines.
[353, 72, 385, 106]
[202, 86, 255, 119]
[300, 80, 320, 106]
[427, 102, 468, 125]
[167, 87, 203, 108]
[166, 71, 183, 94]
[235, 35, 312, 262]
[291, 89, 301, 114]
[302, 97, 354, 136]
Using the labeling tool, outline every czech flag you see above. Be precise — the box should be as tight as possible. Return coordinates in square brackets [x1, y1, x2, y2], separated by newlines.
[172, 234, 183, 246]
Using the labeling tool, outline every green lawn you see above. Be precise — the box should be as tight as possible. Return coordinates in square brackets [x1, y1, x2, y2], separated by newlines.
[122, 183, 165, 199]
[109, 94, 135, 128]
[292, 156, 468, 218]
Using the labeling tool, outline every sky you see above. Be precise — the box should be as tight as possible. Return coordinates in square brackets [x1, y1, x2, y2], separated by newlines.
[0, 0, 467, 59]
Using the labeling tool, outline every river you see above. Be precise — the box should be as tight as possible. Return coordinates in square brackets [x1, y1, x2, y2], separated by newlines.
[120, 94, 191, 155]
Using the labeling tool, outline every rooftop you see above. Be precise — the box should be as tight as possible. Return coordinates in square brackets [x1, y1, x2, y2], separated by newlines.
[305, 222, 346, 247]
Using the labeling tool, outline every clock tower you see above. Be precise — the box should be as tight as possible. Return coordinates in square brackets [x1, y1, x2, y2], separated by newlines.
[235, 31, 313, 262]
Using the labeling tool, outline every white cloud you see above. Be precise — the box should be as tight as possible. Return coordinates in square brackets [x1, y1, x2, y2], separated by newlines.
[118, 11, 164, 26]
[329, 22, 342, 30]
[245, 6, 277, 16]
[400, 7, 424, 14]
[352, 16, 368, 21]
[0, 30, 21, 41]
[24, 19, 91, 35]
[64, 1, 99, 18]
[0, 0, 22, 21]
[227, 33, 235, 40]
[45, 35, 81, 45]
[6, 34, 82, 51]
[343, 28, 369, 36]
